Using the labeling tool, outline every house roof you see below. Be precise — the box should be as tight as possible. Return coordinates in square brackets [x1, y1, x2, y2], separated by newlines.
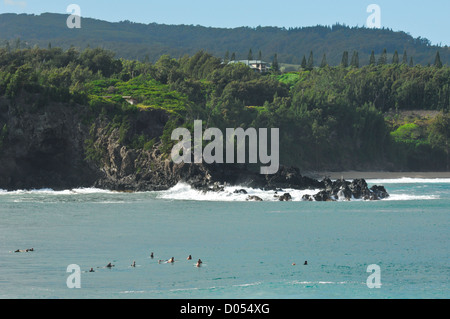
[228, 60, 269, 65]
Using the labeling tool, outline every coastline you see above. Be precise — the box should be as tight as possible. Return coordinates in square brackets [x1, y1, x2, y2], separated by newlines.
[309, 171, 450, 180]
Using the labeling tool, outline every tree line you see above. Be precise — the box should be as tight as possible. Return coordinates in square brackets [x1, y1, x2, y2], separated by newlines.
[1, 13, 449, 66]
[232, 47, 445, 72]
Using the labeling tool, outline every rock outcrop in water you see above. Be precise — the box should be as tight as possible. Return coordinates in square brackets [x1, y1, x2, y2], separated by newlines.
[0, 94, 389, 201]
[301, 178, 389, 201]
[183, 165, 389, 201]
[246, 195, 263, 202]
[278, 193, 293, 201]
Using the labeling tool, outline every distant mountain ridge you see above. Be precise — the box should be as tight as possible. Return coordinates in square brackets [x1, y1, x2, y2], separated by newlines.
[0, 12, 448, 66]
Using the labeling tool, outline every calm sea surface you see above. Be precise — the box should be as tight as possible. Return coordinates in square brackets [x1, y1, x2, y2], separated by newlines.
[0, 178, 449, 299]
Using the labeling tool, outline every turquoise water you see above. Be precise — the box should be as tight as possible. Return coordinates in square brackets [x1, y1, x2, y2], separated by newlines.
[0, 179, 449, 299]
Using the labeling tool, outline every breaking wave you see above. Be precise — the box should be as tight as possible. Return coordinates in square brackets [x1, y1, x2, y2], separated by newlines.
[157, 182, 322, 202]
[1, 179, 445, 202]
[384, 194, 440, 201]
[157, 182, 442, 202]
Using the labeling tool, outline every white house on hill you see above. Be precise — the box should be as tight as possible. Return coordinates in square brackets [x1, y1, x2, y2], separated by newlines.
[228, 60, 271, 73]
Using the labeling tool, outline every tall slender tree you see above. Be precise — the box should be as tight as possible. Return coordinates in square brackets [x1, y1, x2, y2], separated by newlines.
[341, 51, 349, 67]
[392, 50, 399, 65]
[248, 49, 253, 60]
[435, 51, 443, 68]
[231, 52, 236, 61]
[377, 48, 387, 65]
[402, 50, 408, 64]
[272, 53, 279, 72]
[320, 53, 328, 68]
[301, 55, 307, 69]
[258, 50, 262, 61]
[369, 50, 376, 66]
[350, 51, 359, 68]
[409, 57, 414, 67]
[307, 51, 314, 70]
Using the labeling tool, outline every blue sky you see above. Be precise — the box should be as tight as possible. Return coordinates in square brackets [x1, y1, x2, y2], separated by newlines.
[1, 0, 449, 45]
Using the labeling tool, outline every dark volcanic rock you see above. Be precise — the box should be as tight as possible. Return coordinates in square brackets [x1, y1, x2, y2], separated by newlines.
[278, 193, 292, 201]
[370, 185, 390, 199]
[348, 179, 372, 199]
[0, 97, 100, 190]
[313, 190, 332, 202]
[310, 177, 389, 201]
[246, 195, 263, 202]
[265, 166, 324, 190]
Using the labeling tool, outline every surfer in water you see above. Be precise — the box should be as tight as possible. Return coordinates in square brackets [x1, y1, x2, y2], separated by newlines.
[187, 255, 192, 260]
[106, 262, 114, 268]
[131, 261, 136, 267]
[150, 252, 154, 259]
[14, 248, 34, 253]
[196, 259, 203, 267]
[168, 257, 175, 263]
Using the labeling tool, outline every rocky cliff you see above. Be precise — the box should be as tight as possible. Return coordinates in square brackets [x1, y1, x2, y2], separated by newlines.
[0, 94, 389, 201]
[0, 95, 98, 190]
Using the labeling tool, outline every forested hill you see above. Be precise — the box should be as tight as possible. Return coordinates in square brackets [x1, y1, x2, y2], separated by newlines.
[0, 12, 449, 66]
[0, 47, 449, 180]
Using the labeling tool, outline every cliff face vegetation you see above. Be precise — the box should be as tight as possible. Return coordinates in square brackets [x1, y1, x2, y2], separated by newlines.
[0, 47, 448, 190]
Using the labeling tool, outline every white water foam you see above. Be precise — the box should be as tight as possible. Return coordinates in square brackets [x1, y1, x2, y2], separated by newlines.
[233, 282, 262, 287]
[157, 182, 322, 202]
[384, 194, 440, 201]
[157, 182, 443, 202]
[1, 180, 444, 202]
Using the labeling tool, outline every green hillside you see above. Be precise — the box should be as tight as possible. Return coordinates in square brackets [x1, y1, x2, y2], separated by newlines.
[0, 47, 448, 172]
[0, 13, 449, 66]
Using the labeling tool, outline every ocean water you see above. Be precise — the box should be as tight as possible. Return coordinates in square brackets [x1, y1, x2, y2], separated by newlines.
[0, 178, 449, 299]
